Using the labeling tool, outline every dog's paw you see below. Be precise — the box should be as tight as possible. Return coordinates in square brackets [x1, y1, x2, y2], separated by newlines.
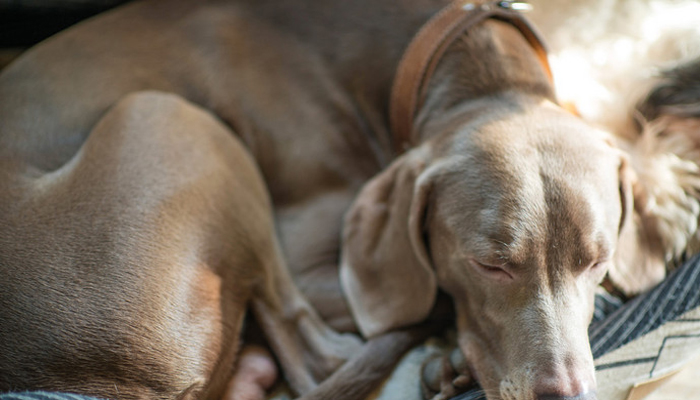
[304, 329, 363, 382]
[224, 345, 278, 400]
[421, 347, 475, 400]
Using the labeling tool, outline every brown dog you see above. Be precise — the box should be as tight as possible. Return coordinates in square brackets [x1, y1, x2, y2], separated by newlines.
[1, 1, 698, 400]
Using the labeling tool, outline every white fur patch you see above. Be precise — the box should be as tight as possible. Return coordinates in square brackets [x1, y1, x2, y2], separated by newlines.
[630, 119, 700, 262]
[530, 0, 700, 137]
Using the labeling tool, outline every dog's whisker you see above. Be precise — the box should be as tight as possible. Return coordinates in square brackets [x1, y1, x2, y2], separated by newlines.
[475, 387, 504, 400]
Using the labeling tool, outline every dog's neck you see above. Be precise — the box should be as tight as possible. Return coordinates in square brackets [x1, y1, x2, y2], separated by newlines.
[410, 18, 556, 146]
[315, 2, 556, 156]
[242, 0, 555, 160]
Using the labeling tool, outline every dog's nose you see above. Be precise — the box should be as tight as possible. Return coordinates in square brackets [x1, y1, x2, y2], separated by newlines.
[534, 368, 596, 400]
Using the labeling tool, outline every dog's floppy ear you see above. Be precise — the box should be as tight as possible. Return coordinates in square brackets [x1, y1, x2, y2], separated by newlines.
[611, 156, 667, 295]
[340, 148, 436, 338]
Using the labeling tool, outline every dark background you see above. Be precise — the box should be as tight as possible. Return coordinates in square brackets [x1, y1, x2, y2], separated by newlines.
[0, 0, 131, 68]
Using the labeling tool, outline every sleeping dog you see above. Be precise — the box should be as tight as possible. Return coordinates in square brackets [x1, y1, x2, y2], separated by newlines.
[1, 1, 699, 400]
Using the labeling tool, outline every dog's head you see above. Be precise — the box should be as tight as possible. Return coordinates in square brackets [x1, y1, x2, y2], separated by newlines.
[340, 99, 664, 399]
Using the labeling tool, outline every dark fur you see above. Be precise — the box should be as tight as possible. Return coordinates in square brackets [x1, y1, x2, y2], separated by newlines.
[639, 58, 700, 121]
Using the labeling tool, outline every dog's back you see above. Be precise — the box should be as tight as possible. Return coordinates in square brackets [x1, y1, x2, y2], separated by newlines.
[0, 0, 415, 397]
[0, 91, 262, 398]
[0, 2, 277, 397]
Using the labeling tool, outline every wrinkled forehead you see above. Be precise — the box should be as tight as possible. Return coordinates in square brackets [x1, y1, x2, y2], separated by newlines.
[432, 109, 622, 264]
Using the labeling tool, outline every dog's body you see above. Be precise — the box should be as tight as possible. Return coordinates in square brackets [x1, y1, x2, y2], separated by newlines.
[0, 0, 386, 397]
[0, 0, 453, 398]
[0, 0, 426, 332]
[2, 1, 699, 400]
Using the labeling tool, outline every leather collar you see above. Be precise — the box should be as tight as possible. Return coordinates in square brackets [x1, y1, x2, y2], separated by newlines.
[389, 0, 553, 153]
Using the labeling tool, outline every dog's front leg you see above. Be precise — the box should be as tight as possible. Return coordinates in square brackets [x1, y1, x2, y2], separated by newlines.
[421, 347, 476, 400]
[251, 242, 363, 395]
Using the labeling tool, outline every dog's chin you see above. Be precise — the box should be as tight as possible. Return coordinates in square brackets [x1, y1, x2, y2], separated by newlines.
[458, 338, 502, 398]
[470, 364, 502, 399]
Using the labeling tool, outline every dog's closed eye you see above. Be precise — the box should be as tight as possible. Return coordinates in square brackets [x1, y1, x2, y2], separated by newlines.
[469, 259, 514, 281]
